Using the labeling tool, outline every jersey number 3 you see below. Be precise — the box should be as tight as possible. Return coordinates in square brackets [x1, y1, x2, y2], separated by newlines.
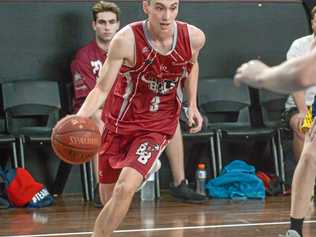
[150, 96, 160, 112]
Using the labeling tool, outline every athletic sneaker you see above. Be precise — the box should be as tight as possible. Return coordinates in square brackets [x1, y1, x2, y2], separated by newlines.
[169, 179, 208, 204]
[137, 159, 161, 191]
[279, 230, 301, 237]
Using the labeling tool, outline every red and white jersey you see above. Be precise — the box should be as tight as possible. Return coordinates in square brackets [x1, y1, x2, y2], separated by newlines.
[71, 40, 107, 112]
[102, 21, 193, 137]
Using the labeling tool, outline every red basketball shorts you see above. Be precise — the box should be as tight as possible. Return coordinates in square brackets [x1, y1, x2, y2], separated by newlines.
[98, 130, 169, 184]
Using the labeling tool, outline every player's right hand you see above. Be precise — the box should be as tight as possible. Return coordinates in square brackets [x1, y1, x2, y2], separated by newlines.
[186, 106, 203, 133]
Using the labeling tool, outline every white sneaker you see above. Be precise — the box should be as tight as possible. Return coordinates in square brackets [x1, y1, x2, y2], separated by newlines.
[279, 230, 301, 237]
[137, 159, 161, 191]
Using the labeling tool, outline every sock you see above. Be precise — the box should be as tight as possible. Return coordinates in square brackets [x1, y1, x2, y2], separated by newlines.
[290, 217, 304, 237]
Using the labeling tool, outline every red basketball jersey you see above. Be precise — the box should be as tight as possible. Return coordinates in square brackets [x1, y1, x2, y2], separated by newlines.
[102, 21, 193, 137]
[71, 40, 107, 112]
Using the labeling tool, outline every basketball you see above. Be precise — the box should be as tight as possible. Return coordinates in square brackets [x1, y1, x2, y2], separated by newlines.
[51, 115, 102, 165]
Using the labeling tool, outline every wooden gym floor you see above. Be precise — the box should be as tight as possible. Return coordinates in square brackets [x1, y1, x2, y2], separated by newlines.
[1, 192, 316, 237]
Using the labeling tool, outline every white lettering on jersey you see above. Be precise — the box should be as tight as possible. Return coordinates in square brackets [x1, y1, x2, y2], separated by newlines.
[91, 60, 103, 75]
[141, 75, 177, 94]
[150, 96, 160, 112]
[136, 142, 159, 165]
[73, 72, 82, 82]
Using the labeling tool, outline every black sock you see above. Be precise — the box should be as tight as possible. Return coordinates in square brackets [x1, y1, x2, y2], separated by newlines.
[290, 217, 304, 237]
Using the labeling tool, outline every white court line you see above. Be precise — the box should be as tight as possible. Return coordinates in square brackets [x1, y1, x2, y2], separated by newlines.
[2, 220, 316, 237]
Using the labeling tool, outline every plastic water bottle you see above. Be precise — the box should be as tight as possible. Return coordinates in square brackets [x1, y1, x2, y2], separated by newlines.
[141, 173, 155, 201]
[196, 163, 207, 195]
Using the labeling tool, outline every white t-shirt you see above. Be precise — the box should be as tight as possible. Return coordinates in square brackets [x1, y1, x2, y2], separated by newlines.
[285, 34, 316, 110]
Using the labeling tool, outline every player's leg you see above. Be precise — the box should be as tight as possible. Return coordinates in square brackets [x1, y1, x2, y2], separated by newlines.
[91, 109, 105, 207]
[165, 123, 185, 186]
[166, 124, 208, 203]
[97, 155, 116, 209]
[92, 167, 143, 237]
[282, 132, 316, 237]
[92, 132, 167, 237]
[98, 135, 119, 206]
[99, 183, 115, 205]
[289, 113, 305, 162]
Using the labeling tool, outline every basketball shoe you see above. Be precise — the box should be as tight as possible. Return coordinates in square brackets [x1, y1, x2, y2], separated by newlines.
[170, 179, 208, 203]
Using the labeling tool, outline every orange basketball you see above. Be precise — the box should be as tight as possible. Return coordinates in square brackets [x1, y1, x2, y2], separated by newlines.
[51, 115, 101, 165]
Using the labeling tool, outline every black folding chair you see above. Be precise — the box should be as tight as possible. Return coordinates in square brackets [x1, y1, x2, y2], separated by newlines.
[2, 80, 94, 200]
[2, 80, 61, 167]
[0, 116, 18, 168]
[199, 78, 281, 175]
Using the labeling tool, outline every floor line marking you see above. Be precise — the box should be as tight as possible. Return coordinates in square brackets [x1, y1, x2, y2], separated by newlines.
[2, 220, 316, 237]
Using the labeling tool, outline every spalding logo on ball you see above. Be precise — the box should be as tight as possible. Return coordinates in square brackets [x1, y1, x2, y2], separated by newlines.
[51, 115, 101, 165]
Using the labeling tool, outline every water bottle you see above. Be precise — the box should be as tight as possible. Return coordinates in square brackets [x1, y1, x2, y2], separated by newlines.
[196, 163, 207, 195]
[141, 173, 155, 201]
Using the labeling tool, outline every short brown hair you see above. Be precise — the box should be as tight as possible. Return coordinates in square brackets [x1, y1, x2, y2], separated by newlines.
[92, 1, 121, 22]
[311, 6, 316, 20]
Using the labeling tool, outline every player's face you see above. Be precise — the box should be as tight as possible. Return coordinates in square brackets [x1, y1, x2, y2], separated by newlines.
[143, 0, 179, 33]
[93, 11, 120, 43]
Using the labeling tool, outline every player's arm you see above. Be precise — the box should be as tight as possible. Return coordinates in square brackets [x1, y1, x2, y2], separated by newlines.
[77, 27, 133, 118]
[287, 42, 307, 126]
[234, 49, 316, 94]
[261, 51, 316, 93]
[293, 91, 307, 113]
[184, 25, 205, 133]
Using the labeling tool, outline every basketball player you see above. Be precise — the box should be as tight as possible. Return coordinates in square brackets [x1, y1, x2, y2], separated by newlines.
[76, 0, 205, 236]
[71, 0, 207, 207]
[282, 5, 316, 164]
[234, 44, 316, 236]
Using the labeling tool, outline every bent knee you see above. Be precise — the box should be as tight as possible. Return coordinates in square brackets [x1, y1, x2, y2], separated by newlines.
[112, 181, 137, 200]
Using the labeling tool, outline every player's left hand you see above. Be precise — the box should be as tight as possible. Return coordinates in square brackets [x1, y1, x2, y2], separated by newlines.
[187, 106, 203, 133]
[234, 60, 269, 89]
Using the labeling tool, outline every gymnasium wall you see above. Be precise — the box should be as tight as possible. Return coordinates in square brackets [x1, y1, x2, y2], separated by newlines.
[0, 0, 309, 83]
[0, 0, 310, 193]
